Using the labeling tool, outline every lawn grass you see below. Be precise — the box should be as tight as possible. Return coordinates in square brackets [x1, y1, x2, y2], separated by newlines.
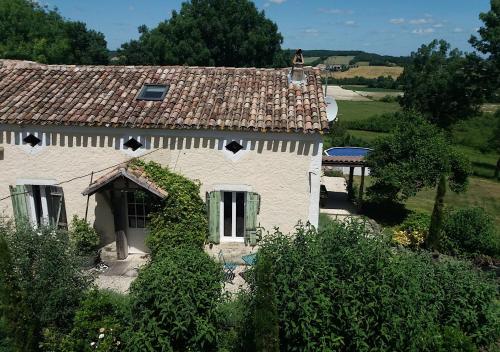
[337, 100, 400, 122]
[348, 130, 388, 143]
[454, 145, 499, 179]
[406, 177, 500, 230]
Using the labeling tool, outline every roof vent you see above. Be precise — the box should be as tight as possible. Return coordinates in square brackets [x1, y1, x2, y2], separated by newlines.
[290, 49, 306, 83]
[23, 134, 41, 147]
[137, 84, 169, 101]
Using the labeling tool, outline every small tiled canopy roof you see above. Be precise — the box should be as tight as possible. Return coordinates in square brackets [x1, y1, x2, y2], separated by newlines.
[82, 165, 168, 199]
[322, 155, 366, 166]
[0, 60, 329, 134]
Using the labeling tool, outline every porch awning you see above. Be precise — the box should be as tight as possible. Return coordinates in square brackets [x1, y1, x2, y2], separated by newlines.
[82, 165, 168, 199]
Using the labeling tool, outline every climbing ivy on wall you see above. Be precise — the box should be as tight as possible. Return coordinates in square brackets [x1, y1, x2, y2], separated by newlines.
[129, 160, 208, 255]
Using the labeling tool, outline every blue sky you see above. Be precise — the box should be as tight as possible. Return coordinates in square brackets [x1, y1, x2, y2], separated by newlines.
[42, 0, 491, 56]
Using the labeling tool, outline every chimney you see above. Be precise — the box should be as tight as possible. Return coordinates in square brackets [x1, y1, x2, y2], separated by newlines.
[290, 49, 305, 83]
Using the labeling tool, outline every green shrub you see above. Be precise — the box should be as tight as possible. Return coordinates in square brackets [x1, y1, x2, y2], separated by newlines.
[247, 221, 499, 351]
[0, 221, 91, 351]
[70, 215, 100, 255]
[441, 207, 499, 257]
[42, 289, 130, 351]
[125, 246, 223, 351]
[217, 293, 253, 352]
[130, 160, 208, 255]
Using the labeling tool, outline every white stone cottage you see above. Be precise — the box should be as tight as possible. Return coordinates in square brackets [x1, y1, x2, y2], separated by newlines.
[0, 58, 329, 256]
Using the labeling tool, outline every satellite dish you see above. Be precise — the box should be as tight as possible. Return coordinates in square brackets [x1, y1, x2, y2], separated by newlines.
[325, 96, 338, 122]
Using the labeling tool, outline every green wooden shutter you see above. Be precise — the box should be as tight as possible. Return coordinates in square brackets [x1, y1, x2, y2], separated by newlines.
[207, 191, 221, 244]
[46, 186, 68, 229]
[9, 185, 30, 224]
[245, 192, 260, 246]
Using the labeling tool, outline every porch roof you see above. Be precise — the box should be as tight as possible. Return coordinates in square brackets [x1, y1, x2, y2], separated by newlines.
[82, 165, 168, 199]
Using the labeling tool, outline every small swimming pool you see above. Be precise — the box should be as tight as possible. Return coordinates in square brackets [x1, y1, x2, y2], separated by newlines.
[324, 147, 371, 157]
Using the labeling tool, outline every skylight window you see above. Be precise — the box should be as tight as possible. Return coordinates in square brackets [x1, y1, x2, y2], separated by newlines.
[123, 138, 143, 151]
[23, 134, 41, 147]
[137, 84, 169, 101]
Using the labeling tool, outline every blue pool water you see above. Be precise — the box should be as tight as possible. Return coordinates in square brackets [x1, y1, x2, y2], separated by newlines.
[324, 147, 371, 157]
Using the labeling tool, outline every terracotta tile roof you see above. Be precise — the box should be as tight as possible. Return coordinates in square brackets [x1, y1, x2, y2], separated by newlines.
[322, 155, 366, 165]
[0, 60, 329, 134]
[82, 164, 168, 199]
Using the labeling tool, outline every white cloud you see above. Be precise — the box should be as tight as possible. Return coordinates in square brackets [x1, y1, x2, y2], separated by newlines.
[319, 8, 353, 15]
[389, 18, 405, 25]
[303, 28, 319, 35]
[433, 23, 444, 28]
[269, 0, 286, 3]
[344, 20, 356, 26]
[411, 28, 435, 35]
[409, 18, 432, 25]
[453, 27, 464, 33]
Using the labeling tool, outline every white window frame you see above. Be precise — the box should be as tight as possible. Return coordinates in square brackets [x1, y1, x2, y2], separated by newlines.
[219, 191, 245, 243]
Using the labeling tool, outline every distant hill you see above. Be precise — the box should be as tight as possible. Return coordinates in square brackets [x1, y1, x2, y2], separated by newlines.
[284, 49, 410, 67]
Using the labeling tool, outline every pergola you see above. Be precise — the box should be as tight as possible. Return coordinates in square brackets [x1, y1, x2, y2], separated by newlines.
[322, 147, 370, 205]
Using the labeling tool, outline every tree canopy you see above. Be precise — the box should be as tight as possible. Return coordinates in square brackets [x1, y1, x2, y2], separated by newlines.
[470, 0, 500, 94]
[366, 113, 471, 203]
[118, 0, 287, 67]
[399, 40, 485, 129]
[0, 0, 108, 64]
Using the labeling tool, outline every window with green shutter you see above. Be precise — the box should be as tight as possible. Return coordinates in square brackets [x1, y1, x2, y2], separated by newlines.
[9, 185, 30, 224]
[245, 192, 260, 246]
[207, 191, 221, 244]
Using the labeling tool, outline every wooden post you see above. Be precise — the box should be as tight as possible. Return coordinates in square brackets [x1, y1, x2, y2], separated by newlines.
[347, 167, 354, 200]
[84, 171, 94, 222]
[358, 166, 366, 206]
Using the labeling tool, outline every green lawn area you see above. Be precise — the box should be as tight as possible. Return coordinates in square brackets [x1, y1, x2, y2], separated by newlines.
[406, 177, 500, 230]
[337, 100, 400, 122]
[341, 85, 403, 93]
[353, 176, 500, 230]
[348, 129, 388, 143]
[455, 145, 499, 179]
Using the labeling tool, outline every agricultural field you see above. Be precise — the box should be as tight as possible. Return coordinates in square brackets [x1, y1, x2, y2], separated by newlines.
[332, 66, 403, 79]
[324, 55, 354, 66]
[336, 100, 400, 121]
[303, 56, 320, 64]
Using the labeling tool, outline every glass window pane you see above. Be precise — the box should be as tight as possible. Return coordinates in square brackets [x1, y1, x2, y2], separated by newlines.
[136, 204, 145, 216]
[128, 204, 136, 216]
[136, 217, 145, 228]
[128, 217, 137, 228]
[223, 192, 232, 237]
[127, 192, 135, 203]
[236, 192, 245, 237]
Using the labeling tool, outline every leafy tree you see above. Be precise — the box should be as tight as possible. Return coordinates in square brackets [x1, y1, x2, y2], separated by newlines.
[399, 40, 485, 129]
[0, 221, 91, 351]
[254, 253, 279, 352]
[246, 221, 500, 351]
[490, 110, 500, 179]
[118, 0, 287, 67]
[125, 246, 223, 352]
[470, 0, 500, 98]
[0, 0, 108, 64]
[366, 114, 472, 250]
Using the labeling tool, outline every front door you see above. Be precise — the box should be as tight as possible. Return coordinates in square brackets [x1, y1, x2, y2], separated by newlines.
[125, 191, 150, 253]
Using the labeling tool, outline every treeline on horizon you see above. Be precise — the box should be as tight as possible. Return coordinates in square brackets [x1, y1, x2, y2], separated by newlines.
[283, 49, 412, 66]
[0, 0, 411, 68]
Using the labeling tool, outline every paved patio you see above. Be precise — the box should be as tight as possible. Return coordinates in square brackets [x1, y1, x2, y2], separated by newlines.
[320, 176, 357, 220]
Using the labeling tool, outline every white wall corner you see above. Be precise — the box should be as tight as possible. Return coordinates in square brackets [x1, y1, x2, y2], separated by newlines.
[308, 139, 323, 228]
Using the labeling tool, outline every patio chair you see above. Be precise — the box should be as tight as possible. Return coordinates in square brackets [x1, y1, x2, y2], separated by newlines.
[218, 250, 237, 283]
